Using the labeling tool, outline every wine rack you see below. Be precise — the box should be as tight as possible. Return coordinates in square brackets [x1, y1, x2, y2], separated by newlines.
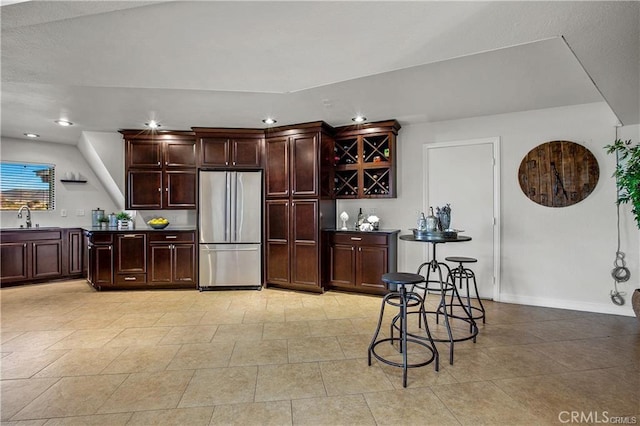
[335, 137, 359, 165]
[334, 169, 358, 197]
[333, 120, 400, 199]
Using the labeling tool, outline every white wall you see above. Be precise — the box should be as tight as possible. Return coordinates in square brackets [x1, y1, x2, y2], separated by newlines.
[0, 137, 118, 228]
[339, 102, 639, 316]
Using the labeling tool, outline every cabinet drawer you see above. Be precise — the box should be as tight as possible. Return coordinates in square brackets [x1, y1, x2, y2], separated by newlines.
[90, 233, 113, 244]
[115, 273, 147, 284]
[148, 232, 195, 243]
[2, 230, 62, 242]
[332, 233, 388, 246]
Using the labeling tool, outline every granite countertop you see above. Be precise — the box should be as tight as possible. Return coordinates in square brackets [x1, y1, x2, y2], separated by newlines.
[83, 226, 197, 232]
[324, 228, 400, 234]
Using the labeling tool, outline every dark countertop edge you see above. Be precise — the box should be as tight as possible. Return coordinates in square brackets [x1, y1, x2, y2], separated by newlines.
[323, 228, 400, 234]
[82, 226, 197, 232]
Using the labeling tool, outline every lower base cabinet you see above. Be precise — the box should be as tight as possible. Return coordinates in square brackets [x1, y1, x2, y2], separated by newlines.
[324, 230, 399, 295]
[1, 228, 83, 287]
[85, 229, 196, 290]
[149, 232, 196, 285]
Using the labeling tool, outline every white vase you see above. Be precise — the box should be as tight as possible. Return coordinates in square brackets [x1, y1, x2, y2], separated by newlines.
[117, 219, 132, 230]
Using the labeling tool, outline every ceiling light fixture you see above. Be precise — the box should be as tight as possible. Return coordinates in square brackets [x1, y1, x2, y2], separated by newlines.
[262, 118, 277, 125]
[55, 119, 73, 126]
[145, 120, 161, 129]
[352, 116, 367, 123]
[24, 133, 40, 138]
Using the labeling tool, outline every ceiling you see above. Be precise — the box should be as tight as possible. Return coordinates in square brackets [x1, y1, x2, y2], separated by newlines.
[1, 1, 638, 145]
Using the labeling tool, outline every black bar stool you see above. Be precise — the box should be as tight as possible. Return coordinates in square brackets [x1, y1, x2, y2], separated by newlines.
[414, 258, 477, 365]
[368, 272, 439, 388]
[444, 256, 486, 327]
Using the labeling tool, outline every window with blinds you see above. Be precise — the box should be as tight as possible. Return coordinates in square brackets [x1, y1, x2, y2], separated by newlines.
[0, 162, 55, 210]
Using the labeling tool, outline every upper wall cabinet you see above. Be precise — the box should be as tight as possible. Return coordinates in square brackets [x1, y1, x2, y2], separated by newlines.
[121, 130, 197, 210]
[333, 120, 401, 199]
[192, 128, 264, 169]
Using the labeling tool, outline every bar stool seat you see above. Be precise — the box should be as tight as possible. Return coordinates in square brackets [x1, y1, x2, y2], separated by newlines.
[444, 256, 485, 324]
[368, 272, 439, 387]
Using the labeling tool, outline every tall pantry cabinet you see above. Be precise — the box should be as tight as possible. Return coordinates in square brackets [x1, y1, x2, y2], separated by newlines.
[265, 122, 336, 293]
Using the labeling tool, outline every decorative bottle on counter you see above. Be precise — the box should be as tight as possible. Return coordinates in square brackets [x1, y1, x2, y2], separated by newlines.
[425, 207, 438, 232]
[356, 208, 364, 230]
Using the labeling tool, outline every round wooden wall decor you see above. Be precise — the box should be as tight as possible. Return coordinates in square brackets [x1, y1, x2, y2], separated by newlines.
[518, 140, 599, 207]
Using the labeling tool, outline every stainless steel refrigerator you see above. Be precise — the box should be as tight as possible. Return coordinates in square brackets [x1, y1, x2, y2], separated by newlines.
[198, 170, 262, 289]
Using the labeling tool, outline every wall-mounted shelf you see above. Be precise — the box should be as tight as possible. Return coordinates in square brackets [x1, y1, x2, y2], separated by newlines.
[60, 179, 87, 183]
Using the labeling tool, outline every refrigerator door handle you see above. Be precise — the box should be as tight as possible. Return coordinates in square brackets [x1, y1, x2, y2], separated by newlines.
[225, 172, 231, 242]
[236, 172, 244, 242]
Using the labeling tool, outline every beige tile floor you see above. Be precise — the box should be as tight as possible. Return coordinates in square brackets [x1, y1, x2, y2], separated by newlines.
[1, 279, 638, 425]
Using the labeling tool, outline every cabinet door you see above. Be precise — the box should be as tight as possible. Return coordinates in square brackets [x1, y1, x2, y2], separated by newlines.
[0, 242, 29, 283]
[173, 243, 195, 284]
[149, 244, 172, 284]
[329, 243, 355, 287]
[357, 245, 388, 290]
[199, 137, 230, 167]
[128, 170, 163, 209]
[116, 234, 146, 274]
[93, 245, 114, 287]
[290, 200, 318, 288]
[233, 138, 262, 167]
[265, 200, 289, 284]
[265, 137, 289, 197]
[32, 240, 62, 279]
[165, 170, 196, 208]
[67, 229, 83, 275]
[291, 134, 318, 197]
[164, 140, 196, 168]
[127, 140, 163, 168]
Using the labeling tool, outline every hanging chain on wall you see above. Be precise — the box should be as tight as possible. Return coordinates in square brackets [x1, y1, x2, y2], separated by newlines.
[610, 126, 631, 306]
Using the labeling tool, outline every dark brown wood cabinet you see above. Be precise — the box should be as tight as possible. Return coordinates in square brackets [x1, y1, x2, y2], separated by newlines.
[0, 229, 71, 286]
[193, 128, 264, 168]
[65, 229, 84, 276]
[115, 233, 147, 285]
[324, 230, 399, 295]
[85, 230, 196, 290]
[148, 231, 196, 287]
[264, 122, 336, 293]
[333, 120, 401, 199]
[122, 131, 197, 210]
[86, 231, 113, 289]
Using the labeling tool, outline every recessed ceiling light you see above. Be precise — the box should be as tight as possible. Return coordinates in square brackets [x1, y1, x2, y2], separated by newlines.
[352, 116, 367, 123]
[24, 133, 40, 138]
[145, 120, 161, 129]
[262, 118, 277, 125]
[55, 119, 73, 126]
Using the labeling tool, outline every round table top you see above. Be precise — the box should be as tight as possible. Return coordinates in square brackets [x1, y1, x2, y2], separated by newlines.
[399, 234, 472, 243]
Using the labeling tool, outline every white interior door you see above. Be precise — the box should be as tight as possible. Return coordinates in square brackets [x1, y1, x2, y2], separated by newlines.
[424, 138, 500, 300]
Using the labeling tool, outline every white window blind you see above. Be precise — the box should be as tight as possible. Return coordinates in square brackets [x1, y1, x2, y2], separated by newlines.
[0, 162, 55, 210]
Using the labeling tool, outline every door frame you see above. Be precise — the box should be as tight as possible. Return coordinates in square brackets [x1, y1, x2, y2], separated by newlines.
[422, 137, 501, 301]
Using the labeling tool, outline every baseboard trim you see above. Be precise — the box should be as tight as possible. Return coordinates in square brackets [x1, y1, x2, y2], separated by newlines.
[499, 293, 636, 317]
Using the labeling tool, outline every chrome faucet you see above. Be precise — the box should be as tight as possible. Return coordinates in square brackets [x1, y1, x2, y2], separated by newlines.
[17, 205, 32, 228]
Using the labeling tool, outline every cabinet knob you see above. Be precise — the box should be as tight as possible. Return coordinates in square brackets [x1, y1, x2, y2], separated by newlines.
[157, 161, 161, 166]
[350, 237, 362, 241]
[124, 277, 136, 281]
[165, 187, 169, 192]
[165, 236, 177, 239]
[158, 188, 162, 192]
